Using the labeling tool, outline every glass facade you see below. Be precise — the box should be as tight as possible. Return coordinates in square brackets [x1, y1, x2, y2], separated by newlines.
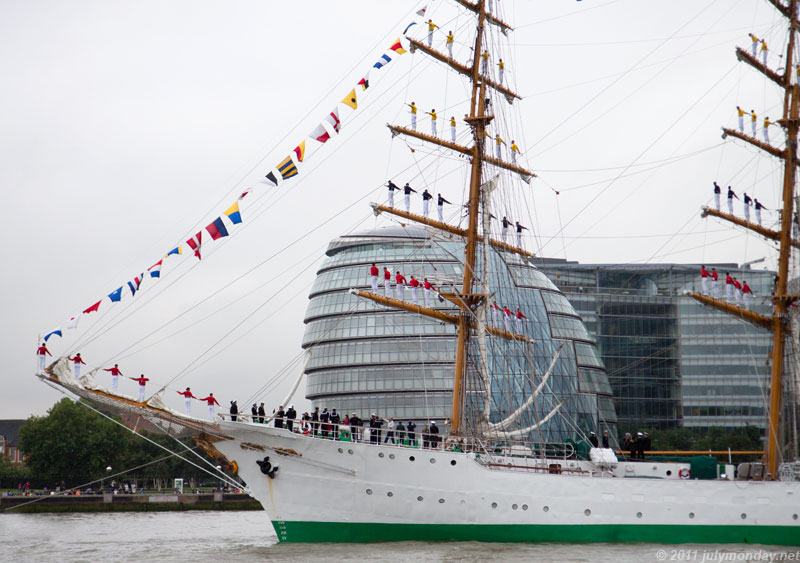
[536, 259, 775, 433]
[302, 226, 618, 443]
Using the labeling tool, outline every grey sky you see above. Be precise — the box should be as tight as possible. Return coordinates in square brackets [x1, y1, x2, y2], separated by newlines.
[2, 0, 788, 419]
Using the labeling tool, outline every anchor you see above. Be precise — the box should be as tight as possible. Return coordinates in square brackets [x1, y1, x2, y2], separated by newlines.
[256, 455, 279, 479]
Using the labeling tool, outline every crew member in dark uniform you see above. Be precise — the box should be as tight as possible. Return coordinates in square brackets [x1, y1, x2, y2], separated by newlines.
[713, 181, 721, 211]
[436, 193, 451, 222]
[387, 180, 399, 208]
[429, 420, 440, 448]
[229, 400, 238, 422]
[320, 407, 330, 438]
[311, 407, 320, 437]
[406, 420, 417, 447]
[251, 403, 258, 423]
[330, 409, 341, 439]
[369, 414, 383, 444]
[275, 405, 285, 428]
[403, 182, 417, 213]
[286, 404, 297, 432]
[588, 431, 599, 448]
[421, 189, 433, 217]
[258, 402, 266, 424]
[350, 413, 361, 441]
[602, 430, 610, 448]
[642, 432, 651, 459]
[515, 221, 528, 248]
[501, 216, 512, 242]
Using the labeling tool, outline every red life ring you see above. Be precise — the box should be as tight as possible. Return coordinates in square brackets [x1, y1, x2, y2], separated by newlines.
[679, 468, 690, 479]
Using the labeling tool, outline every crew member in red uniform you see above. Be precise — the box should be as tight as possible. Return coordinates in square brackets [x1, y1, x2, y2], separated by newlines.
[733, 278, 743, 305]
[711, 268, 720, 298]
[199, 393, 221, 420]
[502, 306, 512, 332]
[725, 272, 734, 301]
[742, 280, 754, 310]
[491, 302, 502, 324]
[36, 343, 52, 373]
[700, 265, 710, 295]
[69, 353, 86, 378]
[515, 309, 527, 332]
[423, 278, 436, 307]
[130, 374, 150, 402]
[177, 387, 197, 415]
[369, 263, 380, 292]
[383, 267, 392, 298]
[395, 271, 407, 301]
[103, 364, 124, 393]
[409, 276, 421, 304]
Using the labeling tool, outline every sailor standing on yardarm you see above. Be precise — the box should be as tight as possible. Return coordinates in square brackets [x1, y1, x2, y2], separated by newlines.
[384, 267, 392, 297]
[386, 180, 399, 208]
[713, 181, 721, 211]
[103, 364, 123, 392]
[437, 193, 451, 222]
[421, 189, 433, 217]
[743, 193, 753, 222]
[515, 221, 527, 248]
[177, 387, 196, 415]
[369, 263, 379, 292]
[69, 352, 86, 378]
[727, 186, 739, 215]
[36, 342, 51, 373]
[754, 199, 768, 226]
[403, 182, 417, 213]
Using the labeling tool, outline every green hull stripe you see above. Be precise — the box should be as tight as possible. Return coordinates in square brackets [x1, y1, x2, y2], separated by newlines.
[271, 521, 800, 545]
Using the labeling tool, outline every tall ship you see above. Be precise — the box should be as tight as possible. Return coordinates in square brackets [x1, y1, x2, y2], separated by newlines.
[36, 0, 800, 545]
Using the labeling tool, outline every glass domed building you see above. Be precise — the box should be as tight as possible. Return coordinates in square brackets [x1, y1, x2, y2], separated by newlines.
[302, 225, 617, 443]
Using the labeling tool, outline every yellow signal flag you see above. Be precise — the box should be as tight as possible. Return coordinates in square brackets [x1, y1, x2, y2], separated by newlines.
[341, 89, 358, 110]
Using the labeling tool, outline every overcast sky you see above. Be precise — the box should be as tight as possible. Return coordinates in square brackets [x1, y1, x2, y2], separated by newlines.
[1, 0, 790, 419]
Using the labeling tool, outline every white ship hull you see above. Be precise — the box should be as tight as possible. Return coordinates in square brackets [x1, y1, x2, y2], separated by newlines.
[213, 423, 800, 544]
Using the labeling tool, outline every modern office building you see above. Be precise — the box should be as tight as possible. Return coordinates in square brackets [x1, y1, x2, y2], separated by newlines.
[302, 226, 618, 442]
[535, 259, 775, 433]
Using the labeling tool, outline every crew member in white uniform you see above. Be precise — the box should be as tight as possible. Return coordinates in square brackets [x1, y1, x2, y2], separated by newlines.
[403, 182, 417, 213]
[437, 193, 451, 222]
[713, 181, 721, 211]
[743, 193, 752, 222]
[450, 116, 456, 143]
[421, 190, 433, 217]
[423, 278, 435, 307]
[408, 102, 417, 130]
[727, 186, 739, 215]
[426, 109, 438, 137]
[409, 276, 420, 304]
[69, 353, 86, 378]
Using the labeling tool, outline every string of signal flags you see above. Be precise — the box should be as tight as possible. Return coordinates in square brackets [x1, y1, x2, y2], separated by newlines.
[40, 24, 419, 343]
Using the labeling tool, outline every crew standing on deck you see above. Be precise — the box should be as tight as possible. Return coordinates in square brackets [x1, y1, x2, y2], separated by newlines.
[421, 189, 433, 217]
[69, 353, 86, 378]
[408, 102, 417, 130]
[387, 180, 399, 208]
[103, 364, 123, 392]
[229, 400, 238, 422]
[36, 342, 51, 373]
[755, 199, 768, 226]
[130, 374, 150, 402]
[743, 193, 753, 221]
[426, 109, 438, 136]
[177, 387, 196, 415]
[437, 193, 451, 221]
[200, 393, 220, 420]
[727, 186, 739, 215]
[713, 181, 721, 211]
[258, 402, 266, 424]
[370, 263, 379, 292]
[286, 404, 297, 432]
[403, 182, 417, 213]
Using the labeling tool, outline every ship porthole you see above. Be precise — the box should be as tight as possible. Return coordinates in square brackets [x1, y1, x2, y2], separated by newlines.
[450, 460, 456, 466]
[542, 505, 549, 512]
[387, 492, 393, 497]
[741, 513, 747, 520]
[522, 504, 528, 511]
[512, 504, 518, 510]
[439, 498, 445, 504]
[491, 502, 498, 509]
[348, 449, 354, 454]
[584, 509, 591, 516]
[689, 512, 695, 519]
[409, 456, 416, 462]
[666, 470, 672, 476]
[636, 512, 642, 519]
[337, 448, 343, 453]
[379, 452, 385, 458]
[429, 458, 436, 464]
[794, 514, 798, 520]
[389, 453, 395, 459]
[366, 489, 373, 495]
[417, 496, 424, 501]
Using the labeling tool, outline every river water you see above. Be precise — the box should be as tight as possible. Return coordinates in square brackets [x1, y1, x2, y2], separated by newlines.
[2, 511, 798, 562]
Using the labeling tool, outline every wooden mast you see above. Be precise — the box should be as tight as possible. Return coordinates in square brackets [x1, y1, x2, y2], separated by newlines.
[450, 0, 490, 434]
[766, 0, 798, 477]
[696, 0, 798, 477]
